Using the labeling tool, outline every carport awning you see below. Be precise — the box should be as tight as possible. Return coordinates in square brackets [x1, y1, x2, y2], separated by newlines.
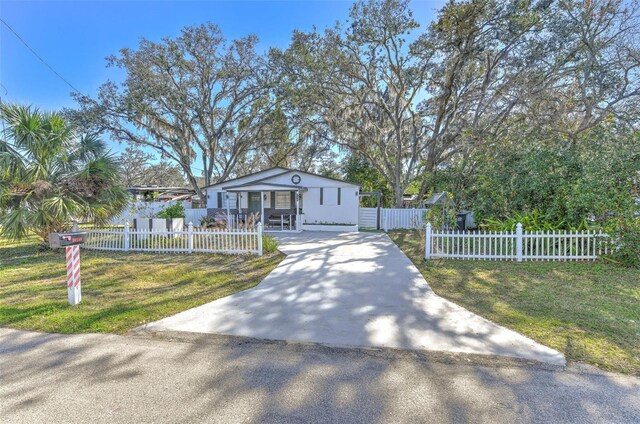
[221, 182, 308, 192]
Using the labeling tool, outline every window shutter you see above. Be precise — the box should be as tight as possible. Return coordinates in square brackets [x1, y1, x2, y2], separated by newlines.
[338, 188, 341, 205]
[290, 191, 295, 209]
[320, 188, 323, 205]
[271, 192, 276, 208]
[217, 192, 222, 208]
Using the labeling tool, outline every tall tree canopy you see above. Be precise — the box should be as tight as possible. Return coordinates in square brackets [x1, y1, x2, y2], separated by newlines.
[271, 0, 430, 206]
[71, 23, 271, 202]
[272, 0, 639, 206]
[0, 104, 127, 242]
[68, 0, 639, 214]
[118, 147, 187, 187]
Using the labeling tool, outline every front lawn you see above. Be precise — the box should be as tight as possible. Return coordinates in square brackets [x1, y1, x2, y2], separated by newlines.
[389, 230, 640, 375]
[0, 236, 283, 334]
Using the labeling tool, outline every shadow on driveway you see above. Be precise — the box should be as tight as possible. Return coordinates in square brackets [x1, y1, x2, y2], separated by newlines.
[143, 232, 564, 365]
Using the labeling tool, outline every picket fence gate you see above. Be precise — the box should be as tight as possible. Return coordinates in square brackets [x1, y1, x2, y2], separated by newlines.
[83, 222, 263, 256]
[425, 223, 607, 261]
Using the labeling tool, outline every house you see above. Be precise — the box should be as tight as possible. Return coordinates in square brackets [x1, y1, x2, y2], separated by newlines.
[204, 167, 360, 231]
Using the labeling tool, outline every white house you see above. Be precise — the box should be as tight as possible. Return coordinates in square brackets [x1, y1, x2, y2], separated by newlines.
[204, 167, 360, 231]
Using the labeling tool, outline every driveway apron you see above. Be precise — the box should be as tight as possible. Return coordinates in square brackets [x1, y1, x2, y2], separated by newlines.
[143, 232, 565, 365]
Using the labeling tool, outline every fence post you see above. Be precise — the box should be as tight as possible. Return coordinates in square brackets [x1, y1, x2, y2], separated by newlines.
[382, 210, 388, 232]
[124, 222, 130, 252]
[425, 222, 432, 260]
[257, 222, 263, 256]
[188, 222, 194, 253]
[516, 222, 523, 262]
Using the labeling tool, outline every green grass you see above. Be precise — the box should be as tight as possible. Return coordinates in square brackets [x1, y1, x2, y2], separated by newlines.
[0, 236, 283, 334]
[389, 230, 640, 375]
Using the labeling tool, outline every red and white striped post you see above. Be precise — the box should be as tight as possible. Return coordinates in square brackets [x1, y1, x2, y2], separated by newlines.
[65, 245, 82, 305]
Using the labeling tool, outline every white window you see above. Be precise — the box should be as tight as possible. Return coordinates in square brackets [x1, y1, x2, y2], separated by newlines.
[321, 187, 338, 206]
[222, 192, 238, 209]
[275, 192, 290, 209]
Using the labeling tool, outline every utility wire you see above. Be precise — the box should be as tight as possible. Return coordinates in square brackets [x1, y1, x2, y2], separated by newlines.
[0, 17, 83, 95]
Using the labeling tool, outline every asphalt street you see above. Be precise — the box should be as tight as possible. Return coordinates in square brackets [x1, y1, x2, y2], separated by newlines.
[1, 328, 638, 423]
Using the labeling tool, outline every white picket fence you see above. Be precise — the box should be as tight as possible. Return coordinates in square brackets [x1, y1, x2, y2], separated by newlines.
[83, 222, 263, 255]
[425, 223, 607, 261]
[382, 208, 428, 231]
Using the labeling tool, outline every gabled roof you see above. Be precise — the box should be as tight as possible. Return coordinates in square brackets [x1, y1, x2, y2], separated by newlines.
[202, 167, 288, 189]
[275, 167, 360, 187]
[222, 182, 309, 192]
[205, 166, 360, 189]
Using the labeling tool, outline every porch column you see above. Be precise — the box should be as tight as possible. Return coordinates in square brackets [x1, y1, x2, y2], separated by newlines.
[225, 191, 231, 227]
[295, 190, 300, 231]
[260, 191, 264, 226]
[238, 192, 242, 227]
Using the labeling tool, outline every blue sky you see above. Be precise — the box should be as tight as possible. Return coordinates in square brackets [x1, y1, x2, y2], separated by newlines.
[1, 0, 445, 155]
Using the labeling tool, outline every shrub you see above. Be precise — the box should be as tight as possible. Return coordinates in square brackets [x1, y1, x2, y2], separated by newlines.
[200, 216, 216, 227]
[482, 210, 591, 232]
[156, 203, 185, 219]
[262, 235, 278, 254]
[603, 217, 640, 268]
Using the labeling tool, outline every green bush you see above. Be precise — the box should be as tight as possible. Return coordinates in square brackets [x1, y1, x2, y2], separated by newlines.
[482, 210, 592, 232]
[603, 217, 640, 268]
[262, 235, 279, 254]
[156, 203, 185, 219]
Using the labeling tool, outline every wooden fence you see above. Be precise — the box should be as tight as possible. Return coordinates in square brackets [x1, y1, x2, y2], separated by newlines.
[83, 222, 263, 255]
[185, 208, 208, 225]
[425, 223, 607, 261]
[382, 208, 428, 231]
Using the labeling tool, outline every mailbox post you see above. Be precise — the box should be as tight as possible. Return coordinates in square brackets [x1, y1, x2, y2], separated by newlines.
[49, 232, 87, 305]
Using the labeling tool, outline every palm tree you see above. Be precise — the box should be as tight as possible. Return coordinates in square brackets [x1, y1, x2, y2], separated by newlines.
[0, 104, 128, 243]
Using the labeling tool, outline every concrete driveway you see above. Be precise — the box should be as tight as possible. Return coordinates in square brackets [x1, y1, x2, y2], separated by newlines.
[143, 232, 565, 365]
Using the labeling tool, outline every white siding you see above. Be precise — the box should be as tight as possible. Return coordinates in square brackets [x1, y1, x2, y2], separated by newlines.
[207, 190, 249, 209]
[264, 192, 271, 208]
[239, 192, 248, 209]
[303, 187, 359, 225]
[206, 189, 221, 208]
[322, 187, 338, 206]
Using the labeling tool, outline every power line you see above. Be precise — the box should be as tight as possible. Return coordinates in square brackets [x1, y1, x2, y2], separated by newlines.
[0, 17, 83, 95]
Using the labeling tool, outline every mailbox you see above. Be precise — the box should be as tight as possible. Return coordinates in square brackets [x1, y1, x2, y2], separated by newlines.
[48, 232, 87, 249]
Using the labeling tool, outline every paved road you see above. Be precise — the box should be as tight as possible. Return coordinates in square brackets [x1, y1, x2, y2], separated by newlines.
[144, 232, 563, 365]
[1, 328, 638, 424]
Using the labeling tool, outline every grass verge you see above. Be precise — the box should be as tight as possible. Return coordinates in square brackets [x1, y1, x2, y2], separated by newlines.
[0, 236, 283, 334]
[388, 230, 640, 375]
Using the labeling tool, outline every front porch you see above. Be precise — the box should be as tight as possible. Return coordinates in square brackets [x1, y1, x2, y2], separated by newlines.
[215, 183, 307, 232]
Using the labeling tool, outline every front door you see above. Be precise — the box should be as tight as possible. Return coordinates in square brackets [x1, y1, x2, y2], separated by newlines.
[248, 192, 261, 215]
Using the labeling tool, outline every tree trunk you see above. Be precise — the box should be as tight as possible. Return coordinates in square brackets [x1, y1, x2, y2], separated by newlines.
[187, 175, 206, 205]
[394, 180, 404, 208]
